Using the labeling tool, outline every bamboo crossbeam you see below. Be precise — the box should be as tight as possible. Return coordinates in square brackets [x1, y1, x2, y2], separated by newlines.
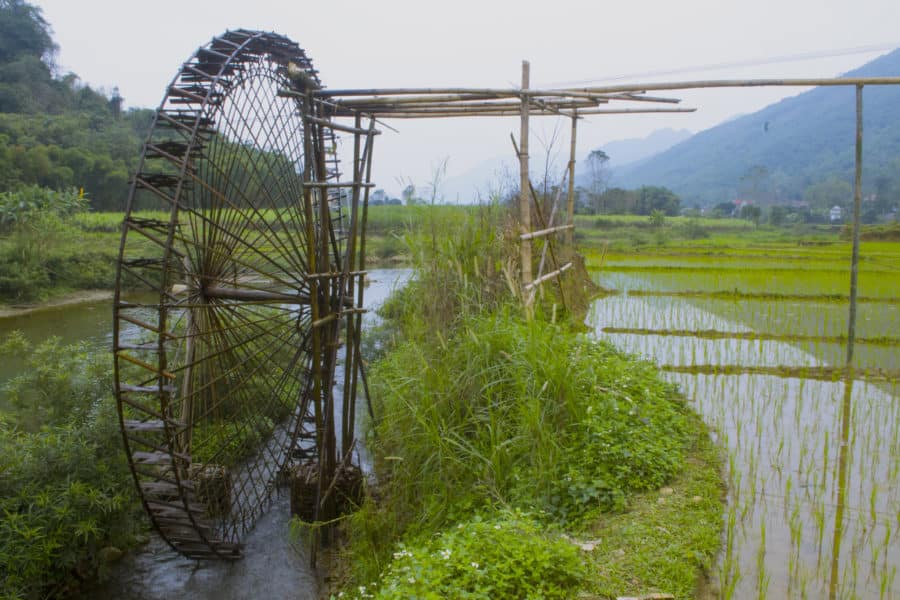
[203, 285, 311, 304]
[302, 113, 382, 135]
[567, 76, 900, 94]
[303, 181, 376, 188]
[330, 99, 600, 112]
[313, 87, 681, 103]
[330, 107, 696, 119]
[524, 262, 573, 291]
[520, 224, 574, 240]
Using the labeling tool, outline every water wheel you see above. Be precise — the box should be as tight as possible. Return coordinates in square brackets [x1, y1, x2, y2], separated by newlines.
[113, 30, 377, 559]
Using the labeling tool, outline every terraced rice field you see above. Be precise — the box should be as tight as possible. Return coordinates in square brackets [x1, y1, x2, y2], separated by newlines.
[587, 240, 900, 599]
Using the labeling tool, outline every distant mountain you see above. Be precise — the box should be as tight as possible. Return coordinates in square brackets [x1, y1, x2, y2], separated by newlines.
[574, 128, 692, 188]
[440, 156, 518, 204]
[441, 128, 692, 204]
[615, 48, 900, 206]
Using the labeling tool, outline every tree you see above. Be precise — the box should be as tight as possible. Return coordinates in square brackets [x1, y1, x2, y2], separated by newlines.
[0, 0, 56, 64]
[586, 149, 609, 213]
[635, 186, 680, 216]
[741, 204, 762, 227]
[712, 201, 736, 218]
[803, 177, 852, 211]
[768, 205, 788, 227]
[648, 209, 666, 228]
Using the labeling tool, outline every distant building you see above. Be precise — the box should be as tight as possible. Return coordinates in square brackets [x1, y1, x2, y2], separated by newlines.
[830, 205, 843, 223]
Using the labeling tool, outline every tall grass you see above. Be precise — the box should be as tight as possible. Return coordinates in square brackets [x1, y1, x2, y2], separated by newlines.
[336, 203, 716, 598]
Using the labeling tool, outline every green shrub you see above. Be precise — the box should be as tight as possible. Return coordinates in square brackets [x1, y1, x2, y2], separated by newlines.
[0, 333, 143, 599]
[351, 512, 585, 599]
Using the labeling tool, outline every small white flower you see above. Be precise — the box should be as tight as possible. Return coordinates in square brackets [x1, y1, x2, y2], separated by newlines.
[407, 577, 416, 584]
[440, 548, 451, 560]
[494, 524, 501, 530]
[471, 561, 480, 569]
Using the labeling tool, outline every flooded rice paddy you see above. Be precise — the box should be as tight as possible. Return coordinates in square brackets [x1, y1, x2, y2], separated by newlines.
[590, 254, 900, 599]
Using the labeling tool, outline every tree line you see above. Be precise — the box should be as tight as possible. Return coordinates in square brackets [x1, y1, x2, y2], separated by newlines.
[0, 0, 152, 211]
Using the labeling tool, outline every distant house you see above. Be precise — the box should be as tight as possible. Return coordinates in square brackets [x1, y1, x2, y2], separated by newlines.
[830, 205, 843, 223]
[371, 189, 387, 205]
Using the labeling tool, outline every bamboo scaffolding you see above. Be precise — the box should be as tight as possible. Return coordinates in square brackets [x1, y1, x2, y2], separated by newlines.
[314, 77, 900, 102]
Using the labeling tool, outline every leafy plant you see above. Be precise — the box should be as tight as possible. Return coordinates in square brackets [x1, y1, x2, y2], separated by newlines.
[0, 333, 143, 599]
[351, 512, 585, 599]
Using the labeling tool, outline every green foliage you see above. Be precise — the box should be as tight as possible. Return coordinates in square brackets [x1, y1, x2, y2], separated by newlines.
[0, 185, 87, 231]
[0, 192, 118, 302]
[350, 512, 585, 599]
[0, 334, 109, 430]
[0, 333, 142, 599]
[648, 209, 666, 228]
[0, 1, 153, 208]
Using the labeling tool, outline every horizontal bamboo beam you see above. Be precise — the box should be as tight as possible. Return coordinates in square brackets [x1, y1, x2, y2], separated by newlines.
[524, 262, 573, 291]
[567, 76, 900, 94]
[329, 99, 600, 112]
[315, 87, 681, 105]
[330, 107, 696, 119]
[302, 113, 381, 135]
[203, 285, 311, 304]
[520, 224, 574, 240]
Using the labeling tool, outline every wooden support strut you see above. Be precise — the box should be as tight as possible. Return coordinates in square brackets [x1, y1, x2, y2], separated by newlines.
[519, 61, 532, 293]
[525, 262, 574, 291]
[520, 224, 574, 240]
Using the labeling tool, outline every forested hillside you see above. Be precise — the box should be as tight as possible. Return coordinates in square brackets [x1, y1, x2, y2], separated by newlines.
[616, 49, 900, 210]
[0, 0, 152, 210]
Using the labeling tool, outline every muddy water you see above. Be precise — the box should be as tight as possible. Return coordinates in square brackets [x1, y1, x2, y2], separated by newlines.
[590, 288, 900, 598]
[1, 270, 410, 600]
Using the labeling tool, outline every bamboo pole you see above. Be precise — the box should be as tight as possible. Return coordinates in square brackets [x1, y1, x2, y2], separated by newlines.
[566, 111, 578, 248]
[330, 107, 697, 119]
[314, 88, 682, 105]
[847, 84, 864, 367]
[525, 262, 574, 291]
[519, 61, 533, 295]
[568, 76, 900, 94]
[331, 99, 599, 111]
[520, 223, 574, 240]
[312, 77, 900, 104]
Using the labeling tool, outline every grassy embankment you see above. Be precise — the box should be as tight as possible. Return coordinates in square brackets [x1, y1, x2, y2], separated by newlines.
[328, 205, 723, 599]
[0, 203, 476, 306]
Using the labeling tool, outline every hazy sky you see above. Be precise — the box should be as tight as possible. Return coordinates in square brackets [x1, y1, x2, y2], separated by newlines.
[35, 0, 900, 197]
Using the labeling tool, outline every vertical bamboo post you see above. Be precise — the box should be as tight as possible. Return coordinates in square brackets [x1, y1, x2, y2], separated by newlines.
[846, 84, 864, 367]
[566, 110, 578, 249]
[519, 61, 532, 292]
[829, 83, 864, 600]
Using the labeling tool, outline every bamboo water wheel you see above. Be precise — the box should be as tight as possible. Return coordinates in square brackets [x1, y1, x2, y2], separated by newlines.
[113, 30, 377, 559]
